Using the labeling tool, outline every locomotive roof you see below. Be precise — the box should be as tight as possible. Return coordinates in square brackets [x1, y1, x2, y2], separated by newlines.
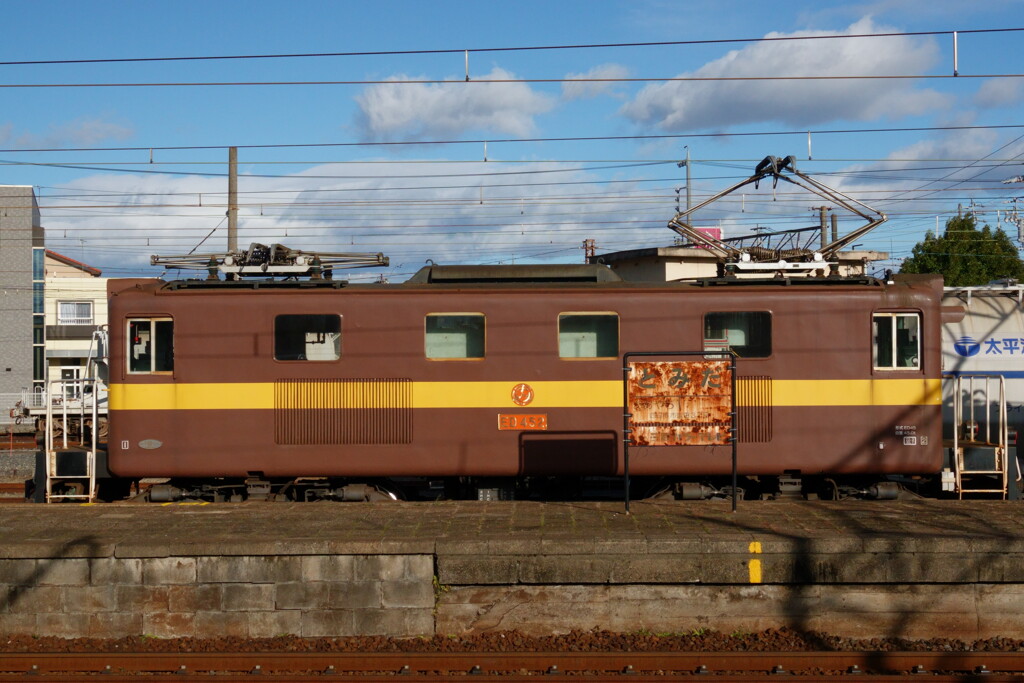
[404, 264, 623, 284]
[126, 265, 941, 293]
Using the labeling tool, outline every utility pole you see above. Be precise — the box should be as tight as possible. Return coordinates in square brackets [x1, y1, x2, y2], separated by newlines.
[813, 206, 829, 250]
[685, 146, 691, 212]
[1006, 197, 1024, 247]
[228, 147, 238, 252]
[582, 238, 596, 263]
[677, 147, 692, 215]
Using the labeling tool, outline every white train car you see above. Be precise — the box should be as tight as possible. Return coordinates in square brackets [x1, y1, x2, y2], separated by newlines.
[941, 281, 1024, 496]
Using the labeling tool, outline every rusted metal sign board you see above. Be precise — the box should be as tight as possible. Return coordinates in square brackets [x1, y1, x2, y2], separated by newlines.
[627, 360, 733, 446]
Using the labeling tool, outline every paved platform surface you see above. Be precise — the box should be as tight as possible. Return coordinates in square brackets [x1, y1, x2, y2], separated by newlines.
[1, 500, 1022, 585]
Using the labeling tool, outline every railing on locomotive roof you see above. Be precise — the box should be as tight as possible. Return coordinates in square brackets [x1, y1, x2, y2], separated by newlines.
[150, 242, 389, 281]
[667, 155, 887, 274]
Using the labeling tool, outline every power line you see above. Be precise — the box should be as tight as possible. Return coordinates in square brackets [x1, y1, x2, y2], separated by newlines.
[3, 73, 1022, 90]
[26, 183, 1024, 211]
[2, 27, 1019, 67]
[0, 158, 669, 179]
[4, 123, 1023, 154]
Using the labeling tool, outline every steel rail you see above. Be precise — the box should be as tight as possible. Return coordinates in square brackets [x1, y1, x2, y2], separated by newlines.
[0, 482, 27, 503]
[2, 650, 1024, 679]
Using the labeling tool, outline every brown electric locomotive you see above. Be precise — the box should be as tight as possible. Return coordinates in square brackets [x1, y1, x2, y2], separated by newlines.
[103, 264, 944, 502]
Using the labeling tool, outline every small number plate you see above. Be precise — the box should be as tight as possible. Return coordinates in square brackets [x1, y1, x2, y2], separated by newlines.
[498, 414, 548, 431]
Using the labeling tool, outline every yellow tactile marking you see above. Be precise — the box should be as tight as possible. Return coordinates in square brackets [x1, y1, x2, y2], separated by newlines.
[748, 541, 763, 584]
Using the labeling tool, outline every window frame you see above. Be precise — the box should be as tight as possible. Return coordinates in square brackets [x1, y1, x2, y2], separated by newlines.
[557, 311, 620, 360]
[872, 311, 922, 371]
[126, 317, 175, 375]
[273, 313, 343, 362]
[703, 311, 773, 359]
[424, 312, 486, 361]
[57, 300, 94, 326]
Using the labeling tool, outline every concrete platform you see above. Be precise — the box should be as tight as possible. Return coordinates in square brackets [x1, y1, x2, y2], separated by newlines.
[1, 500, 1023, 640]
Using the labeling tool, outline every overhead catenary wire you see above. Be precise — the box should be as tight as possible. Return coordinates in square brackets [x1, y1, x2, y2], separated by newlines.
[3, 123, 1024, 154]
[2, 24, 1015, 274]
[4, 73, 1024, 89]
[1, 27, 1020, 67]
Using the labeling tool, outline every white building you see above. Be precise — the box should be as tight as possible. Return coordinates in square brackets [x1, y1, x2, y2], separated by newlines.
[42, 250, 106, 398]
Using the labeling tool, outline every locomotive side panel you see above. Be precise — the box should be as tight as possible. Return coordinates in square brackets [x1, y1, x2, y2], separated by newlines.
[106, 276, 942, 481]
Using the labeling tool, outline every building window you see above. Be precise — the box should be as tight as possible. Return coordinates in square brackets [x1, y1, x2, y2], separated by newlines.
[32, 347, 45, 382]
[58, 301, 94, 325]
[558, 313, 618, 359]
[873, 313, 920, 370]
[32, 282, 44, 315]
[704, 312, 772, 358]
[128, 318, 174, 373]
[33, 248, 44, 280]
[274, 315, 341, 361]
[425, 314, 485, 359]
[61, 367, 83, 399]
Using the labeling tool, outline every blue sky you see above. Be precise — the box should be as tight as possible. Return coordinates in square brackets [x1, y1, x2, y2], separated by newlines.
[2, 0, 1023, 279]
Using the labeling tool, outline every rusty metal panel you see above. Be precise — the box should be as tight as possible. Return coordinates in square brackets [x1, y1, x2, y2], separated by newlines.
[627, 360, 732, 446]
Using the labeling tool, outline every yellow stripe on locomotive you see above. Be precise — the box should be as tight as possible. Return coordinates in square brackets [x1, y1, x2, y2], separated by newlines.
[108, 377, 941, 411]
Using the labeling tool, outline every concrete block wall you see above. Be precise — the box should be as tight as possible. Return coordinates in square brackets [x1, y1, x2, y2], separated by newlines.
[4, 542, 1024, 641]
[434, 583, 1024, 641]
[0, 186, 41, 398]
[0, 555, 435, 639]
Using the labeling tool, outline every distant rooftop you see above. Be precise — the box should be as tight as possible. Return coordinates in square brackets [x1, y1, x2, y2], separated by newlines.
[45, 249, 102, 277]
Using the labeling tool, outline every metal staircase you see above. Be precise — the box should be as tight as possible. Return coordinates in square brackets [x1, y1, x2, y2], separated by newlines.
[951, 375, 1010, 499]
[44, 377, 100, 503]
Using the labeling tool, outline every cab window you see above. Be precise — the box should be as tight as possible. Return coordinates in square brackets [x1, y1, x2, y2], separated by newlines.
[275, 314, 341, 361]
[128, 318, 174, 373]
[558, 313, 618, 358]
[425, 313, 485, 359]
[704, 312, 771, 358]
[873, 313, 920, 369]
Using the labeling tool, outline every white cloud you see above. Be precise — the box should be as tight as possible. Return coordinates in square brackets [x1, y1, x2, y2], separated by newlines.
[0, 117, 134, 149]
[620, 17, 950, 131]
[562, 64, 631, 101]
[976, 78, 1024, 108]
[826, 127, 1024, 227]
[354, 67, 554, 141]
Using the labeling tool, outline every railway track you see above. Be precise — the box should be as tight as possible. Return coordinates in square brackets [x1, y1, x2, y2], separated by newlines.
[0, 482, 26, 503]
[2, 651, 1024, 680]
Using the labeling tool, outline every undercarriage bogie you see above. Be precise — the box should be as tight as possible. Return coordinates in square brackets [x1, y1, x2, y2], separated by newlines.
[145, 478, 403, 503]
[130, 474, 920, 503]
[647, 476, 916, 502]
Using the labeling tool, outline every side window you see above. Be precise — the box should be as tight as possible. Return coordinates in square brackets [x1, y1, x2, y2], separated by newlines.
[58, 301, 94, 325]
[873, 313, 920, 370]
[704, 312, 771, 358]
[275, 315, 341, 361]
[558, 313, 618, 359]
[426, 313, 485, 359]
[128, 318, 174, 373]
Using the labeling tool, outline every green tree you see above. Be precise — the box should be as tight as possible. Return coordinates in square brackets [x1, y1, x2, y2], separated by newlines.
[900, 214, 1024, 287]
